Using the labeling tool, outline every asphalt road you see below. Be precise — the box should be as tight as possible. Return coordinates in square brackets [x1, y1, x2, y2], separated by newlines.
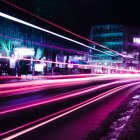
[1, 74, 140, 140]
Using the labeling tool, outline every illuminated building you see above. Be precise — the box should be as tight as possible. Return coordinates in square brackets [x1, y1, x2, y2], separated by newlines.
[89, 24, 140, 70]
[0, 15, 89, 75]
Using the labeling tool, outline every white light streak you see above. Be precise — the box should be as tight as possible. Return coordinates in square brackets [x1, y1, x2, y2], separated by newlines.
[0, 12, 113, 56]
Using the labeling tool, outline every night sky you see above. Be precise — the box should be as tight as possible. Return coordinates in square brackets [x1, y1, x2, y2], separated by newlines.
[1, 0, 140, 37]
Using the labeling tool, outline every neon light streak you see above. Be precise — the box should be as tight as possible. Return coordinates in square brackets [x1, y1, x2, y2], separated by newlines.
[0, 75, 115, 97]
[0, 55, 140, 73]
[1, 0, 133, 58]
[0, 73, 140, 83]
[0, 74, 134, 89]
[0, 81, 132, 137]
[0, 74, 140, 98]
[1, 73, 140, 83]
[0, 74, 111, 89]
[0, 12, 113, 56]
[0, 81, 117, 115]
[0, 77, 139, 115]
[2, 82, 140, 140]
[0, 73, 103, 81]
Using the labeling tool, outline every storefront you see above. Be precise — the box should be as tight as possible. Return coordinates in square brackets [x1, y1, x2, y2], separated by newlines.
[14, 47, 35, 75]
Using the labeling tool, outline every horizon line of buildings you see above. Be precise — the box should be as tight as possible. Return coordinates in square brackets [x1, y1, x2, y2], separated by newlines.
[89, 24, 140, 71]
[1, 14, 140, 75]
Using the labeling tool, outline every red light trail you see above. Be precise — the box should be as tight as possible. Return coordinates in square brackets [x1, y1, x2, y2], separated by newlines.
[1, 0, 133, 58]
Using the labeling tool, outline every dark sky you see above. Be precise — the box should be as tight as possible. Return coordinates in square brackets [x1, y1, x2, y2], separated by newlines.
[1, 0, 140, 37]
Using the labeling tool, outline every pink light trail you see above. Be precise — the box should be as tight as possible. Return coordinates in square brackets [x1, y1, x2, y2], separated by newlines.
[0, 75, 139, 115]
[1, 80, 140, 140]
[0, 55, 140, 73]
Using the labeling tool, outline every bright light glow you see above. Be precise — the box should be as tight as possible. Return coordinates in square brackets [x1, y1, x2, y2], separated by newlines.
[0, 12, 113, 56]
[14, 48, 35, 57]
[133, 37, 140, 44]
[9, 58, 16, 68]
[35, 64, 44, 72]
[0, 55, 140, 73]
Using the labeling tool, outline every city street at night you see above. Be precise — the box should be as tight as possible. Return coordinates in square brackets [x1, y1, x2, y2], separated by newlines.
[1, 0, 140, 140]
[1, 74, 140, 140]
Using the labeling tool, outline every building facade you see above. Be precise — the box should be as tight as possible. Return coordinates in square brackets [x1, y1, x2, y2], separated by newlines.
[0, 16, 90, 75]
[89, 24, 140, 70]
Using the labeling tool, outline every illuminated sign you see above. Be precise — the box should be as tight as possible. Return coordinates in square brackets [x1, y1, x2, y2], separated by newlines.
[35, 64, 44, 72]
[14, 48, 35, 57]
[133, 37, 140, 44]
